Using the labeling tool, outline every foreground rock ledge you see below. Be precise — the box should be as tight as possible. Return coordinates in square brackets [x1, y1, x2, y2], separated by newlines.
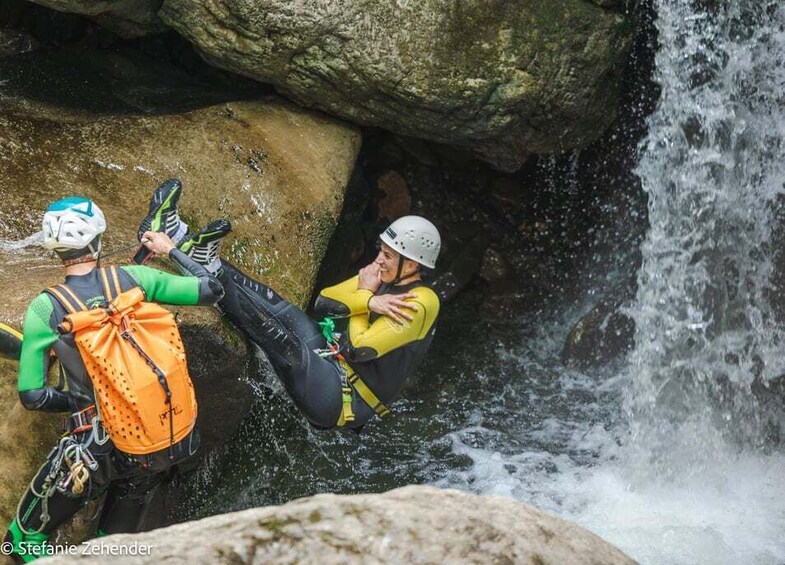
[42, 485, 635, 564]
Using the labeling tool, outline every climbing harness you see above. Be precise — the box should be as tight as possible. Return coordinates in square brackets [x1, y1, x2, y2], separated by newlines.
[15, 407, 103, 536]
[317, 317, 354, 426]
[316, 317, 390, 426]
[62, 404, 97, 435]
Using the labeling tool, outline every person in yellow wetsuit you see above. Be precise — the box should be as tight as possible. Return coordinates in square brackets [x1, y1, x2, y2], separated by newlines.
[158, 211, 441, 432]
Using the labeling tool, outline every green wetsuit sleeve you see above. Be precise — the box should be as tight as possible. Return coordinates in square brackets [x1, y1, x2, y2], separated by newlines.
[18, 294, 58, 392]
[122, 265, 202, 306]
[314, 275, 374, 318]
[342, 286, 440, 362]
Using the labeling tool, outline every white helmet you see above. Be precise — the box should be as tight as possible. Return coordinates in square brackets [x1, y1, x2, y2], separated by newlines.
[379, 215, 440, 269]
[42, 197, 106, 259]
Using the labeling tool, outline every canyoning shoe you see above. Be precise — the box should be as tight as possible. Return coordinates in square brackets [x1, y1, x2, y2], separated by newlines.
[133, 178, 189, 264]
[178, 219, 232, 274]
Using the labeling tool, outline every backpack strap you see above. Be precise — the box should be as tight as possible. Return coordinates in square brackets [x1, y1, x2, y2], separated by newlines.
[99, 266, 122, 304]
[46, 284, 87, 314]
[46, 265, 123, 313]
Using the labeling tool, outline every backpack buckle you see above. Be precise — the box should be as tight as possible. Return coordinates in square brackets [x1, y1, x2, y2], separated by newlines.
[62, 404, 97, 435]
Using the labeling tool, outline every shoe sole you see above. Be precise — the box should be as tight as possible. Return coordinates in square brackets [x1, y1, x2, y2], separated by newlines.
[134, 179, 183, 265]
[179, 221, 232, 254]
[137, 179, 182, 236]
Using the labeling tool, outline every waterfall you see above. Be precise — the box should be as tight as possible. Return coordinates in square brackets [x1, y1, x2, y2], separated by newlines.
[591, 1, 785, 562]
[627, 0, 785, 471]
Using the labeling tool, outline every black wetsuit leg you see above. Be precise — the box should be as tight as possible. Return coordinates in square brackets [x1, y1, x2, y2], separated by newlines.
[4, 436, 115, 560]
[217, 261, 345, 428]
[98, 469, 163, 534]
[4, 435, 166, 563]
[8, 455, 87, 538]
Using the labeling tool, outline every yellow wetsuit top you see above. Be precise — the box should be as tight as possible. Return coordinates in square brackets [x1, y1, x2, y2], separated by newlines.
[314, 275, 440, 408]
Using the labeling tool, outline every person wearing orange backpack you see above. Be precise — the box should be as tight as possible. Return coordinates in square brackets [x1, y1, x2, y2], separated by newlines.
[3, 186, 224, 562]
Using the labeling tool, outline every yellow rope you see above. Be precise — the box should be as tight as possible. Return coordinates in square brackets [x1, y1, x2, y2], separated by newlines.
[68, 460, 89, 495]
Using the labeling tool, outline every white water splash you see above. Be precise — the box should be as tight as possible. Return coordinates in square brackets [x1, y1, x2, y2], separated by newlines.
[0, 230, 43, 251]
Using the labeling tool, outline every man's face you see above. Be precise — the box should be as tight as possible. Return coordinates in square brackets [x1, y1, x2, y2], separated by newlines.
[375, 242, 421, 284]
[375, 242, 400, 283]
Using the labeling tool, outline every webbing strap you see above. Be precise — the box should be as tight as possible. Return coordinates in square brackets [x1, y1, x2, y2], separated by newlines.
[46, 285, 86, 314]
[345, 368, 390, 418]
[119, 326, 175, 452]
[99, 266, 122, 303]
[336, 374, 355, 427]
[0, 322, 23, 340]
[48, 266, 122, 315]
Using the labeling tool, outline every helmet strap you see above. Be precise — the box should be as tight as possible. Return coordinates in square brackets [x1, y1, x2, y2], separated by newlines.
[391, 257, 420, 286]
[88, 238, 102, 265]
[62, 254, 97, 268]
[391, 255, 405, 285]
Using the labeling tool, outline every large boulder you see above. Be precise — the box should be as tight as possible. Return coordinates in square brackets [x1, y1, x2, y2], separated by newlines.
[23, 0, 165, 38]
[0, 46, 360, 531]
[43, 485, 636, 564]
[159, 0, 633, 171]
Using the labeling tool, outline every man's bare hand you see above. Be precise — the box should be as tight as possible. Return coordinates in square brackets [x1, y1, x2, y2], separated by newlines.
[358, 262, 382, 292]
[141, 231, 175, 256]
[369, 293, 418, 324]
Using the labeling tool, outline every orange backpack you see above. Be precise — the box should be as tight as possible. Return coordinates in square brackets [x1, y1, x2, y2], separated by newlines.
[47, 266, 197, 456]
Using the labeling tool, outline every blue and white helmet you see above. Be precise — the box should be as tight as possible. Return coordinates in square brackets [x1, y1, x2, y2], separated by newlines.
[379, 215, 440, 269]
[42, 197, 106, 259]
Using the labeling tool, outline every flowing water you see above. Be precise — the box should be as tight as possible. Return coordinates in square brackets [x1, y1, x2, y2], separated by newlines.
[181, 2, 785, 564]
[617, 1, 785, 561]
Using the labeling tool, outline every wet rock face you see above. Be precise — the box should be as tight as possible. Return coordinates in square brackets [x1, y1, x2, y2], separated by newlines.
[590, 0, 627, 8]
[44, 486, 636, 565]
[562, 298, 636, 369]
[159, 0, 633, 171]
[24, 0, 165, 38]
[0, 45, 361, 303]
[0, 27, 38, 58]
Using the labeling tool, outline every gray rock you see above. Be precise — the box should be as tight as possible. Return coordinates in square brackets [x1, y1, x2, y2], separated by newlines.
[0, 27, 38, 59]
[431, 234, 487, 303]
[159, 0, 633, 171]
[376, 170, 411, 223]
[562, 298, 635, 369]
[24, 0, 165, 38]
[589, 0, 627, 9]
[479, 247, 518, 296]
[43, 485, 637, 564]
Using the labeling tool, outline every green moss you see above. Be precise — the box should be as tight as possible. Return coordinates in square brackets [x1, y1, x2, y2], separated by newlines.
[263, 517, 296, 534]
[308, 510, 322, 523]
[312, 208, 339, 257]
[265, 519, 284, 533]
[219, 316, 246, 350]
[316, 532, 365, 555]
[179, 210, 200, 234]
